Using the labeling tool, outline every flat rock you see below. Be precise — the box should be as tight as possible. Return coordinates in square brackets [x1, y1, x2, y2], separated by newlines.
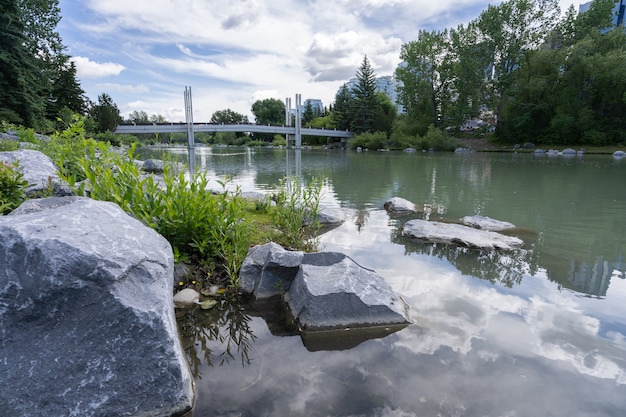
[403, 219, 523, 250]
[461, 215, 516, 231]
[0, 197, 193, 417]
[316, 207, 346, 225]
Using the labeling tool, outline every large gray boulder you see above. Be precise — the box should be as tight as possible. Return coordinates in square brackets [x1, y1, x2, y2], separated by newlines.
[0, 197, 193, 417]
[240, 243, 410, 331]
[403, 219, 523, 250]
[0, 149, 73, 197]
[286, 252, 410, 331]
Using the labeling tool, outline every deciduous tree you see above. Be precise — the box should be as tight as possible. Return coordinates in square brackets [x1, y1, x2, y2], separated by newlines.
[251, 98, 285, 125]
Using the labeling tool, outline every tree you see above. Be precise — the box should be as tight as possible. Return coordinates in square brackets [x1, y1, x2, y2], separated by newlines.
[0, 0, 40, 125]
[332, 84, 352, 131]
[150, 114, 168, 123]
[0, 0, 84, 128]
[46, 57, 86, 119]
[127, 110, 149, 124]
[477, 0, 561, 132]
[90, 93, 121, 133]
[251, 98, 285, 125]
[210, 108, 249, 124]
[351, 55, 379, 133]
[396, 30, 449, 134]
[302, 100, 315, 124]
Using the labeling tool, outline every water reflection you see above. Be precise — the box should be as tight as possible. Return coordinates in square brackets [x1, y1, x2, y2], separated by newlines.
[176, 298, 256, 376]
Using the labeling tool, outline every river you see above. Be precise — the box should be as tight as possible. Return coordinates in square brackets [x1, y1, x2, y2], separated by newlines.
[141, 146, 626, 417]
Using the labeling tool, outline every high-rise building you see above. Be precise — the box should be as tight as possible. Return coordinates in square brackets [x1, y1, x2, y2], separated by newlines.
[579, 0, 625, 27]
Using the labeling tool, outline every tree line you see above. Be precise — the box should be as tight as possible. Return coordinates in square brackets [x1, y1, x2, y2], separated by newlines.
[3, 0, 623, 147]
[393, 0, 626, 145]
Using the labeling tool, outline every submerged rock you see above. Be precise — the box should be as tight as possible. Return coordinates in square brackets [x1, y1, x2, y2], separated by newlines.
[403, 219, 523, 250]
[383, 197, 417, 214]
[316, 207, 346, 225]
[0, 197, 193, 417]
[461, 215, 516, 231]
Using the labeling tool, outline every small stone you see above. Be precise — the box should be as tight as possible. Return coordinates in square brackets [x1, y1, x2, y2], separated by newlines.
[174, 288, 200, 307]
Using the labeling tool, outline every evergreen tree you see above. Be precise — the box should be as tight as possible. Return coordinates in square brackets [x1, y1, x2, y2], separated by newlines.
[302, 100, 315, 124]
[0, 0, 44, 125]
[0, 0, 84, 128]
[332, 84, 352, 131]
[90, 93, 122, 133]
[351, 55, 379, 133]
[46, 57, 86, 119]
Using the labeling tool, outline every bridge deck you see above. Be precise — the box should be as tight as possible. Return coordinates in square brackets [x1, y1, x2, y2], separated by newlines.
[115, 123, 353, 139]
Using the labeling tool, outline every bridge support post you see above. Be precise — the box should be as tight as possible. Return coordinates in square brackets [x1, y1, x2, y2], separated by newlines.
[184, 86, 196, 175]
[295, 93, 302, 148]
[285, 97, 292, 148]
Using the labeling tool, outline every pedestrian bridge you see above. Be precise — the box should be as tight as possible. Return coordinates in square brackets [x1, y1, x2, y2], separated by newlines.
[115, 122, 353, 140]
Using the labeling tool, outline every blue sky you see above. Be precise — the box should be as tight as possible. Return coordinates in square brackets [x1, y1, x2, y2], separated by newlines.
[57, 0, 579, 122]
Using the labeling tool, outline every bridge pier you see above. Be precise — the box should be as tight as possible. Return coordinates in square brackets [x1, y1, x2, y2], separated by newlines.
[285, 97, 292, 148]
[295, 94, 302, 148]
[184, 86, 196, 175]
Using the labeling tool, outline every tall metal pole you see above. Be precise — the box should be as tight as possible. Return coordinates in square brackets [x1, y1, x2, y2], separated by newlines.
[285, 97, 292, 148]
[184, 86, 196, 175]
[295, 94, 302, 148]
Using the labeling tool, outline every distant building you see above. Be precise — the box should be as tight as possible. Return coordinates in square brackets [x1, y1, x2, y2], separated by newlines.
[579, 0, 625, 27]
[304, 98, 324, 114]
[289, 98, 324, 117]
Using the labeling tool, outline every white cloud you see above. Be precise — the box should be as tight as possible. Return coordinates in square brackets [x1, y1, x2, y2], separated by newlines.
[72, 56, 125, 79]
[94, 83, 149, 94]
[61, 0, 583, 122]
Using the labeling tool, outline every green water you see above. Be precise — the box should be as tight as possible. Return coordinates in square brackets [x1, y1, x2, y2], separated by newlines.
[144, 146, 626, 416]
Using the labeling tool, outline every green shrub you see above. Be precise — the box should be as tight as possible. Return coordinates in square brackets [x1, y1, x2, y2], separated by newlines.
[0, 160, 28, 215]
[421, 125, 458, 151]
[272, 135, 286, 147]
[349, 131, 388, 150]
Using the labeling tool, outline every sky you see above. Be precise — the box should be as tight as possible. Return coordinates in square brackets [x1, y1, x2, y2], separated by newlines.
[57, 0, 581, 123]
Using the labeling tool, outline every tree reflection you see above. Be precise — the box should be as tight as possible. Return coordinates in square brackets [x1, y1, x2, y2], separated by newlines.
[176, 297, 256, 377]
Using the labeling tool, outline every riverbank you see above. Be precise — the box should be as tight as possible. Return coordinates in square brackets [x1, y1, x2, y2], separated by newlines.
[455, 135, 625, 154]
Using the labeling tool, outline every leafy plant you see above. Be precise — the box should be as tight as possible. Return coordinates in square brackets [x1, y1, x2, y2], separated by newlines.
[0, 140, 19, 151]
[0, 160, 29, 215]
[270, 176, 322, 251]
